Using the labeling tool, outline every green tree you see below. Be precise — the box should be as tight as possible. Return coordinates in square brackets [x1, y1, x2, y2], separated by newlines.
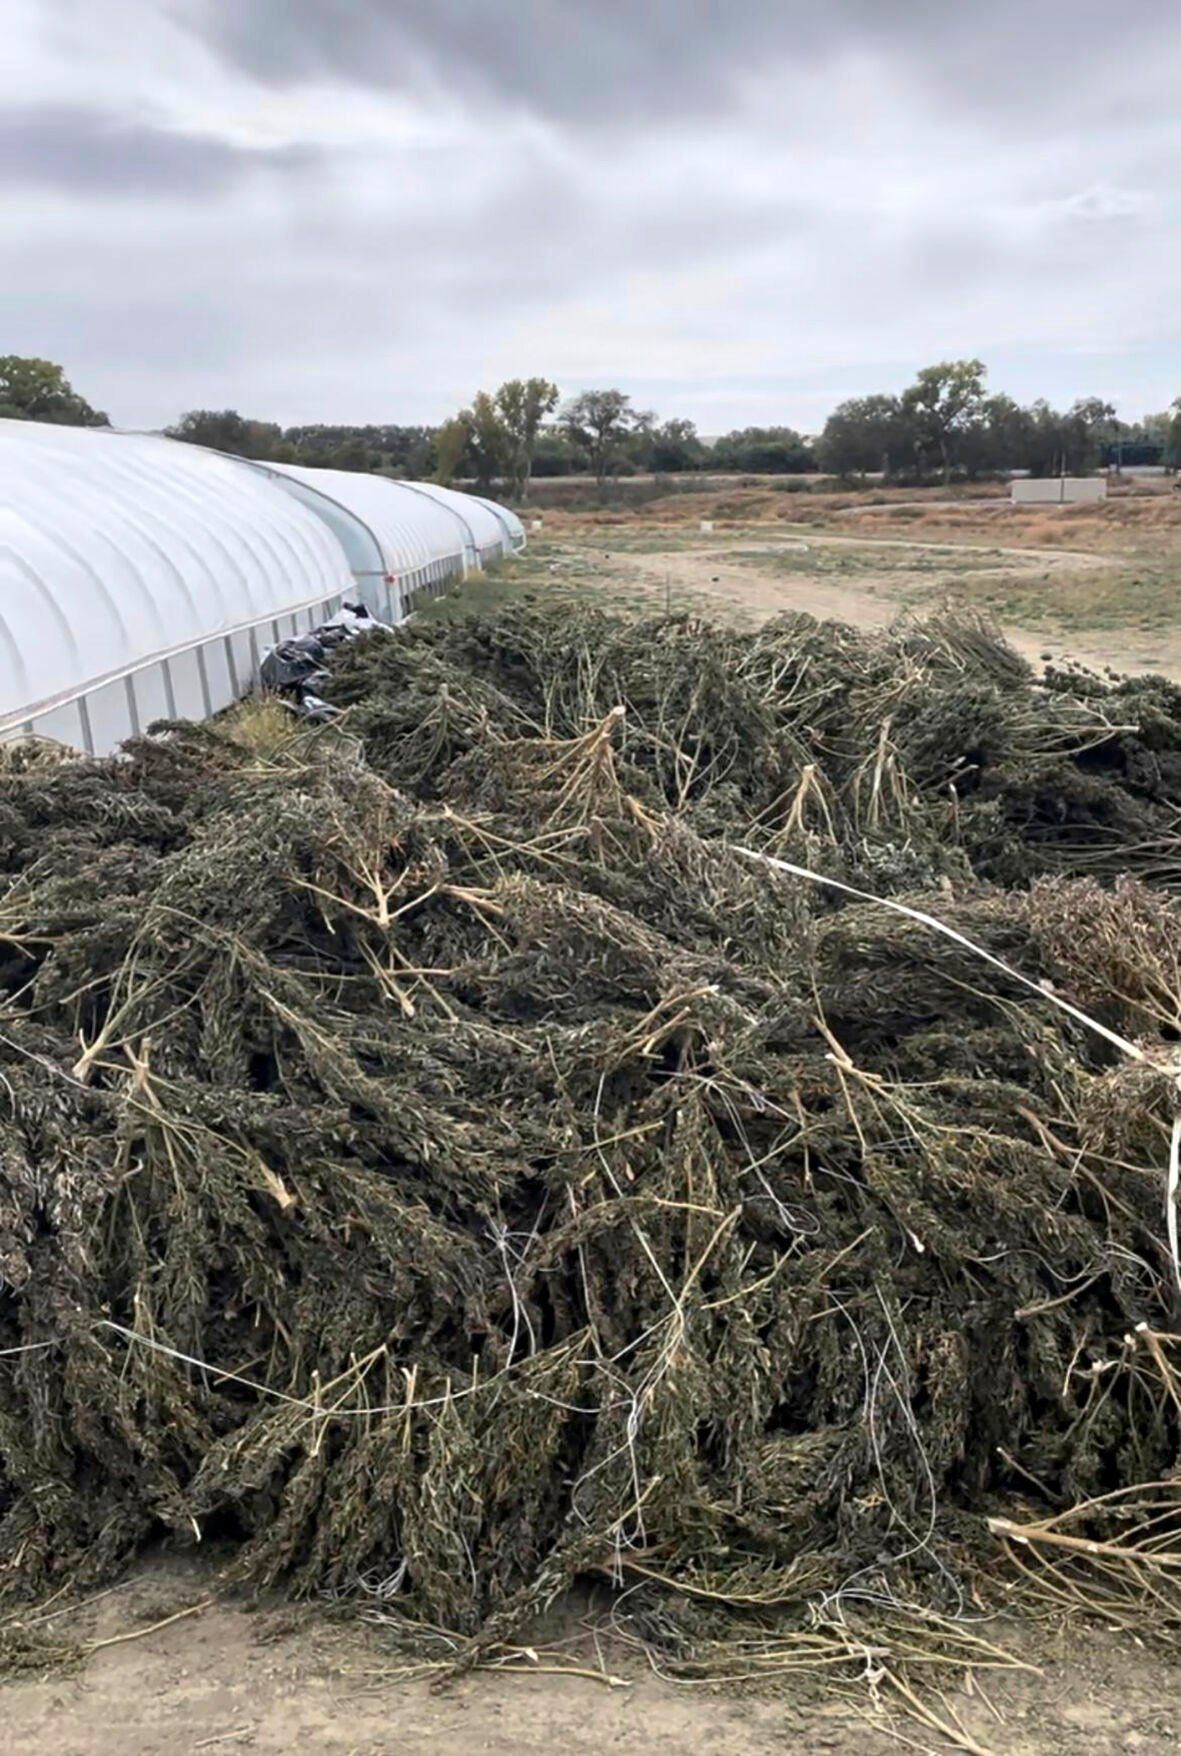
[494, 377, 559, 500]
[1166, 398, 1181, 471]
[330, 437, 377, 472]
[901, 359, 987, 485]
[979, 394, 1034, 475]
[166, 410, 283, 460]
[458, 391, 510, 493]
[282, 424, 436, 476]
[1016, 397, 1117, 477]
[625, 408, 658, 470]
[559, 389, 634, 490]
[647, 417, 704, 472]
[1064, 397, 1118, 473]
[530, 431, 585, 477]
[1023, 400, 1069, 478]
[817, 396, 924, 480]
[949, 394, 1035, 478]
[434, 415, 472, 487]
[0, 355, 107, 426]
[816, 396, 908, 478]
[712, 426, 815, 474]
[624, 410, 705, 473]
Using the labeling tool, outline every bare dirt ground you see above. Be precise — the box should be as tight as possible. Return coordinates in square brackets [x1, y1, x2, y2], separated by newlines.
[508, 481, 1181, 679]
[6, 1556, 1181, 1756]
[583, 536, 1115, 668]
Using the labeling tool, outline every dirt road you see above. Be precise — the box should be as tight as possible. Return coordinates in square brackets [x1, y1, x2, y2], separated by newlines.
[5, 1558, 1180, 1755]
[580, 534, 1179, 678]
[0, 1562, 872, 1755]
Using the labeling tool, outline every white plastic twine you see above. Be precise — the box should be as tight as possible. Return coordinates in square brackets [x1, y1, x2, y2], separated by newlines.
[1169, 1119, 1181, 1292]
[730, 844, 1181, 1291]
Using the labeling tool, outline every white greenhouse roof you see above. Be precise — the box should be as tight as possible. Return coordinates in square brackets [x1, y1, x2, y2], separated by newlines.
[0, 421, 526, 755]
[404, 480, 519, 558]
[470, 492, 527, 552]
[256, 462, 470, 582]
[0, 420, 354, 736]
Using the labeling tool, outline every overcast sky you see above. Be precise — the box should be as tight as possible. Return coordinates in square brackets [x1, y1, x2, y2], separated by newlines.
[4, 1, 1179, 431]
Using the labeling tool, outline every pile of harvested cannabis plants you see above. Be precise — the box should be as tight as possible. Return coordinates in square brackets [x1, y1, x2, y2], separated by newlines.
[2, 605, 1181, 1674]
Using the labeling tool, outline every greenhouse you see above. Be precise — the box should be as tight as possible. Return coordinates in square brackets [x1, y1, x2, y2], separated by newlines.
[0, 420, 354, 753]
[404, 480, 525, 567]
[0, 421, 523, 754]
[248, 462, 473, 620]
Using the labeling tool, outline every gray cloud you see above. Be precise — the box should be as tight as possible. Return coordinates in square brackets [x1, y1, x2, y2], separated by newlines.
[180, 0, 1175, 124]
[2, 0, 1177, 431]
[0, 103, 318, 196]
[182, 0, 795, 119]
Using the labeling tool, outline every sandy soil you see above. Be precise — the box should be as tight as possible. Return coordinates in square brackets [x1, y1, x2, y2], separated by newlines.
[559, 530, 1181, 678]
[5, 1558, 1181, 1755]
[526, 479, 1181, 677]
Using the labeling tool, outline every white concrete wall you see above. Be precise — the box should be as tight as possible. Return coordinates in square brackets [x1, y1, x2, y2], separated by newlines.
[1011, 477, 1108, 505]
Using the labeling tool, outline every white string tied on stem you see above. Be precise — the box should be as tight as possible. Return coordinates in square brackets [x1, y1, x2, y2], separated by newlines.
[729, 842, 1181, 1291]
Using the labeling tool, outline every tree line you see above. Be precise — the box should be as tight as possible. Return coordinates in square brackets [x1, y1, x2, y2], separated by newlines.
[816, 361, 1180, 486]
[3, 353, 1179, 500]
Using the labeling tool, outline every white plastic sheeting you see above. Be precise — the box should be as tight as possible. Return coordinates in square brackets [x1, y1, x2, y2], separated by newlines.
[253, 463, 471, 620]
[0, 420, 527, 757]
[403, 481, 522, 567]
[471, 492, 527, 555]
[0, 421, 354, 752]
